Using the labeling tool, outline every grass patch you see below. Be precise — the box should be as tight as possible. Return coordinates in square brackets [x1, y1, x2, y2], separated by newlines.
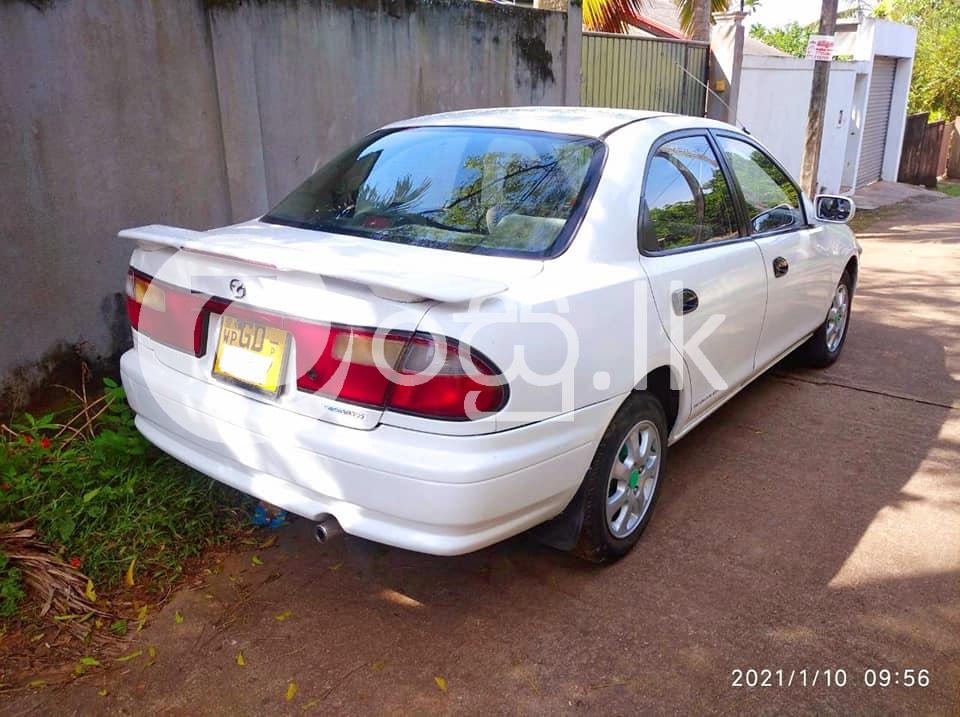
[848, 209, 879, 235]
[936, 181, 960, 198]
[1, 379, 250, 622]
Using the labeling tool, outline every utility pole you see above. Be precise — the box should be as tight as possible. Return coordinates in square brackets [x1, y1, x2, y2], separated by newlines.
[800, 0, 840, 197]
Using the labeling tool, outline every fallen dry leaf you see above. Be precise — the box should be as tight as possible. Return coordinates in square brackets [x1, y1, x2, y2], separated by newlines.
[84, 579, 97, 603]
[237, 651, 246, 667]
[261, 534, 277, 549]
[275, 610, 293, 622]
[136, 605, 148, 632]
[174, 610, 184, 625]
[370, 661, 387, 671]
[79, 656, 102, 667]
[115, 650, 143, 663]
[125, 557, 137, 587]
[251, 555, 264, 566]
[286, 681, 299, 702]
[434, 676, 448, 692]
[98, 689, 109, 697]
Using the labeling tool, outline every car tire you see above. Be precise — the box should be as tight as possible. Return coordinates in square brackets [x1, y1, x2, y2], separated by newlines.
[572, 391, 668, 564]
[801, 270, 853, 368]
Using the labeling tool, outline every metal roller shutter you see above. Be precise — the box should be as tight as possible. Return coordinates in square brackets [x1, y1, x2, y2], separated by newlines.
[856, 57, 898, 188]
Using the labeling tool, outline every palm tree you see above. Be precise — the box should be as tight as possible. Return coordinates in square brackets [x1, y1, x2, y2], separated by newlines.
[582, 0, 731, 39]
[676, 0, 733, 40]
[582, 0, 646, 33]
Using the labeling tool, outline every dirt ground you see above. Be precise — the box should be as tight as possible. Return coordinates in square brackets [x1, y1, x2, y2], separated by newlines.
[6, 193, 960, 716]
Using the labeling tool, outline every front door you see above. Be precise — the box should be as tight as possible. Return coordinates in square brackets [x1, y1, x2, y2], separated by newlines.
[638, 133, 767, 419]
[713, 134, 833, 369]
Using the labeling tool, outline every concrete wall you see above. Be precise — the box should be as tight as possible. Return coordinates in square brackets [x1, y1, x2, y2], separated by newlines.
[0, 0, 574, 404]
[737, 55, 858, 193]
[0, 0, 232, 405]
[209, 0, 572, 219]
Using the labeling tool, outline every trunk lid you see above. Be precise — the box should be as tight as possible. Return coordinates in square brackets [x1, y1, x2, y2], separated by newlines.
[123, 221, 540, 430]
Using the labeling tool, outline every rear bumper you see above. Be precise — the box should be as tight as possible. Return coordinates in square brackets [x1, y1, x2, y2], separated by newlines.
[120, 348, 621, 555]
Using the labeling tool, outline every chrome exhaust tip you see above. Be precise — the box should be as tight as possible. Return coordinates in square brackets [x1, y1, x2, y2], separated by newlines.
[314, 516, 342, 544]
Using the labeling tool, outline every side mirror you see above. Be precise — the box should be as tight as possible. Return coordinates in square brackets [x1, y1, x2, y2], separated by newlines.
[815, 194, 856, 224]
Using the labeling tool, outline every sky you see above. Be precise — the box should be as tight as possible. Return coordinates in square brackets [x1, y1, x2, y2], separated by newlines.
[745, 0, 868, 30]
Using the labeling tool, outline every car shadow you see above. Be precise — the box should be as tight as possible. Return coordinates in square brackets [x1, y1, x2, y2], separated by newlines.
[229, 311, 958, 714]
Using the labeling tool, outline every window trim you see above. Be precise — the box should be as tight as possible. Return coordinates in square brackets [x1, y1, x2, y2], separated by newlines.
[260, 125, 608, 260]
[637, 129, 751, 257]
[709, 129, 811, 239]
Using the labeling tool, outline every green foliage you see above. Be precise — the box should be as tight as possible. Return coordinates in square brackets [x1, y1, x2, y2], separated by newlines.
[874, 0, 960, 119]
[0, 552, 26, 619]
[937, 181, 960, 197]
[674, 0, 733, 38]
[749, 21, 815, 57]
[0, 380, 248, 591]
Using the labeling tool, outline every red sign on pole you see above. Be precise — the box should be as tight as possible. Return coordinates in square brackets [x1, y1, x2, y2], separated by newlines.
[805, 34, 835, 62]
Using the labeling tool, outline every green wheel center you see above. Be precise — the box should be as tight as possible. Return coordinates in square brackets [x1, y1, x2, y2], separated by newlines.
[629, 469, 640, 489]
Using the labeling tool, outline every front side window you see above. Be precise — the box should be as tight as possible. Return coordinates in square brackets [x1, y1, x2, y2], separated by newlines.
[717, 137, 804, 234]
[641, 135, 739, 252]
[262, 127, 602, 257]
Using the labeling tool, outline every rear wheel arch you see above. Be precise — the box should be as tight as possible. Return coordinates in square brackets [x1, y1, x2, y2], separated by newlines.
[635, 365, 681, 435]
[533, 365, 680, 554]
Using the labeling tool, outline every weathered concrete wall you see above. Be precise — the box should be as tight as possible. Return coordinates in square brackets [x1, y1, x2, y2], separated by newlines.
[0, 0, 571, 406]
[208, 0, 571, 219]
[0, 0, 232, 406]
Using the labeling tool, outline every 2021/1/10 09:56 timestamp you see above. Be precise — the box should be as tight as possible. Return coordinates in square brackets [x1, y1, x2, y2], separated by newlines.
[730, 668, 931, 688]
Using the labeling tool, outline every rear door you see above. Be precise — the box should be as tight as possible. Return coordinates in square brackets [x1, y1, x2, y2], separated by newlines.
[713, 133, 834, 370]
[637, 132, 767, 419]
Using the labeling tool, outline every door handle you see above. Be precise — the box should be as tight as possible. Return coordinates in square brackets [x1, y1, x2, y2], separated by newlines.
[772, 256, 789, 278]
[672, 288, 699, 315]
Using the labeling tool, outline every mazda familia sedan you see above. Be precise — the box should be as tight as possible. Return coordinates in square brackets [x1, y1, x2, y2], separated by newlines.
[120, 108, 859, 562]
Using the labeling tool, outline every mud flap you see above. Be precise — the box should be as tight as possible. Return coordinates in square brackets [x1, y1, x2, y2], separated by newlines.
[530, 480, 587, 552]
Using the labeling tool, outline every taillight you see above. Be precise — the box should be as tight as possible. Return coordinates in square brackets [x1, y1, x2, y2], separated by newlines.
[294, 323, 408, 407]
[295, 327, 506, 420]
[125, 268, 209, 357]
[389, 336, 506, 419]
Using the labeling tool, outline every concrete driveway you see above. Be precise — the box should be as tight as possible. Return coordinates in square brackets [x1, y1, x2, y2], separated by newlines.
[9, 193, 960, 716]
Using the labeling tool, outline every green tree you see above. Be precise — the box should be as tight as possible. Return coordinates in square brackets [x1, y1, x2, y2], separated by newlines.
[749, 21, 815, 57]
[874, 0, 960, 119]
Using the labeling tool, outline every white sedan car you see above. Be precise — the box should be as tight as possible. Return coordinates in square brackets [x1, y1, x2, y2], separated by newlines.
[120, 108, 859, 562]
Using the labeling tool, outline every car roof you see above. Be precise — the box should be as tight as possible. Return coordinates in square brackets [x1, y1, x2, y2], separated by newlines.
[384, 107, 735, 139]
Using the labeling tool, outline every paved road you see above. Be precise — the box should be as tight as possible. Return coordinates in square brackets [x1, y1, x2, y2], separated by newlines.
[10, 194, 960, 716]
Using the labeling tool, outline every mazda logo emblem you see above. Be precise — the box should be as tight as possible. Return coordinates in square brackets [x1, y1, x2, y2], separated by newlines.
[229, 279, 247, 299]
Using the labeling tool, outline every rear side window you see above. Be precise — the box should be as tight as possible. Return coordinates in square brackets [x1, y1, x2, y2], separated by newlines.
[716, 136, 804, 234]
[263, 127, 603, 257]
[641, 135, 739, 252]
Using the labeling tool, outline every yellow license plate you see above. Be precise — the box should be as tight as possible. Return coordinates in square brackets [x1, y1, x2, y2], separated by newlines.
[213, 316, 289, 395]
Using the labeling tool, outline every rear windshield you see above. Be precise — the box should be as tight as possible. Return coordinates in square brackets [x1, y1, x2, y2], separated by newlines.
[262, 126, 603, 257]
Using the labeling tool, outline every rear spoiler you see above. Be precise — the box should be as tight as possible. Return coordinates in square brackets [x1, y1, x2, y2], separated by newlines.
[119, 224, 508, 304]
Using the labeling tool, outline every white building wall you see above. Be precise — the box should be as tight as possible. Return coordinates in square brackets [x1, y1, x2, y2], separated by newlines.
[737, 56, 857, 193]
[734, 17, 917, 194]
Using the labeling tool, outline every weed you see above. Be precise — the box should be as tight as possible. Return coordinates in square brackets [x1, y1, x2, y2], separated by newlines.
[0, 552, 26, 618]
[0, 379, 250, 602]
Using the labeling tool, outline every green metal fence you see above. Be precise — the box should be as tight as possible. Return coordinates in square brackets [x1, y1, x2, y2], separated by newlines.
[581, 32, 709, 116]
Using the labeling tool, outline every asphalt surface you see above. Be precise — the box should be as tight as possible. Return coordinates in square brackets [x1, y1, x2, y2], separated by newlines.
[7, 193, 960, 716]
